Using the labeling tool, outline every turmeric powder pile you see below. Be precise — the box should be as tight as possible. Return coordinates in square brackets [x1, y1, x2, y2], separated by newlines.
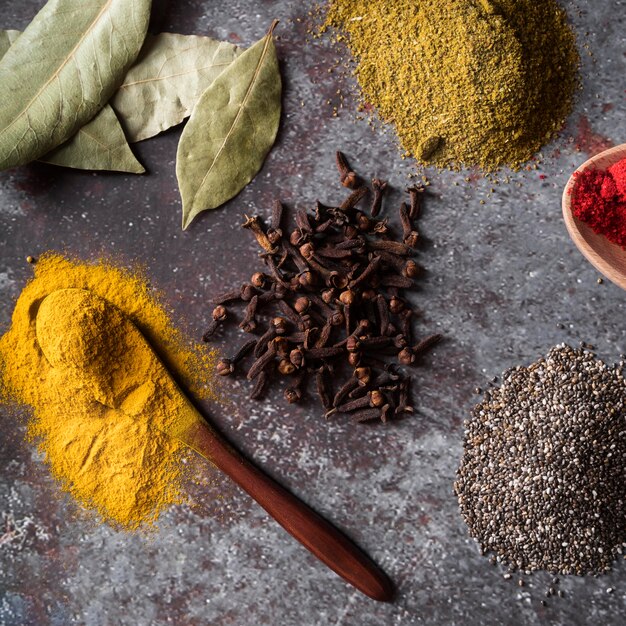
[0, 253, 216, 530]
[323, 0, 580, 170]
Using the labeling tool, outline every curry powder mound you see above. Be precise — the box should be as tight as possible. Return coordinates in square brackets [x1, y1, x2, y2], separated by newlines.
[0, 253, 216, 530]
[324, 0, 579, 170]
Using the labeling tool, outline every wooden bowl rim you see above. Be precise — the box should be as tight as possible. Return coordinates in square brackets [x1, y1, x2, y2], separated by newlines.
[562, 143, 626, 290]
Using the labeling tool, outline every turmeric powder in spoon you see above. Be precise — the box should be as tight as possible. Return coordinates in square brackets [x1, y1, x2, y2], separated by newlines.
[0, 253, 216, 529]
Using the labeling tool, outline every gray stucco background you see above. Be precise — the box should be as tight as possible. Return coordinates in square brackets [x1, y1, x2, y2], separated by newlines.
[1, 1, 625, 624]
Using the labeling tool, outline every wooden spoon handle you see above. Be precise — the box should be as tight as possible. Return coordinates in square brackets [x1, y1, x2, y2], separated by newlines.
[182, 420, 394, 602]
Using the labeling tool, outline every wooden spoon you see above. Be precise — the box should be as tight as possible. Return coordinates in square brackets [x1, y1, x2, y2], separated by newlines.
[35, 288, 394, 602]
[562, 143, 626, 289]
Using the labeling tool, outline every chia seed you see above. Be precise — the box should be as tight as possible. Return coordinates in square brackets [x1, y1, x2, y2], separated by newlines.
[455, 344, 626, 576]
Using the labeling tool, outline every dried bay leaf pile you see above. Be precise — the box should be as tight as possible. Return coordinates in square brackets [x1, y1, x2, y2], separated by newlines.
[0, 0, 152, 171]
[0, 0, 282, 229]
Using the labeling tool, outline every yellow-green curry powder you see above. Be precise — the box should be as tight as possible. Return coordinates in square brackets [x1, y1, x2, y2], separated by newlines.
[324, 0, 579, 171]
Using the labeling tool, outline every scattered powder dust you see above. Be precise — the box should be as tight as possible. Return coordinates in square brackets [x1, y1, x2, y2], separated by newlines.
[0, 510, 50, 552]
[0, 252, 217, 530]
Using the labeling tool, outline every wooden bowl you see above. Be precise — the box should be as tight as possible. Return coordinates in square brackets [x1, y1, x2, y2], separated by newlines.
[562, 143, 626, 289]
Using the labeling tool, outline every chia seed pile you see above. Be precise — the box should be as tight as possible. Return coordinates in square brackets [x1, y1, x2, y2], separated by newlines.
[455, 344, 626, 576]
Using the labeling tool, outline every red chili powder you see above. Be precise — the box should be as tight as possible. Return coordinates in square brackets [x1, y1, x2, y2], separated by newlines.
[571, 157, 626, 248]
[608, 159, 626, 198]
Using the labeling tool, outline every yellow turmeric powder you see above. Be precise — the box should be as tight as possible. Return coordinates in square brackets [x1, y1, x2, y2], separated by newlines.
[0, 253, 216, 530]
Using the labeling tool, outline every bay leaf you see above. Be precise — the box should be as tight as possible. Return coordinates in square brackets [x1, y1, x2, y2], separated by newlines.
[0, 30, 20, 55]
[111, 33, 242, 143]
[0, 0, 151, 171]
[176, 22, 282, 229]
[0, 30, 143, 174]
[40, 105, 145, 173]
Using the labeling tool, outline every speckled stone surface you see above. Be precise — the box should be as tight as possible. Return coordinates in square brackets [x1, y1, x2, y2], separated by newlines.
[1, 1, 625, 624]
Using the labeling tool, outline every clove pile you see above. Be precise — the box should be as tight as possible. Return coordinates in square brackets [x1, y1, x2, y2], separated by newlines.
[203, 152, 441, 422]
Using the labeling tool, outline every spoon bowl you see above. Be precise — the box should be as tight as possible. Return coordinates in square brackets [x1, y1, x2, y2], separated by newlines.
[562, 143, 626, 290]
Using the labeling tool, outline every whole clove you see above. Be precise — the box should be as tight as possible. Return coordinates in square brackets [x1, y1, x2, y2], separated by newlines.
[250, 369, 269, 400]
[240, 283, 257, 302]
[203, 305, 228, 341]
[399, 202, 420, 248]
[277, 300, 301, 325]
[239, 295, 259, 333]
[349, 256, 382, 289]
[340, 186, 368, 211]
[370, 178, 387, 217]
[395, 379, 414, 415]
[376, 295, 391, 336]
[214, 289, 242, 305]
[242, 215, 276, 253]
[216, 339, 257, 376]
[381, 274, 414, 289]
[412, 333, 443, 357]
[267, 200, 284, 245]
[351, 407, 384, 423]
[406, 185, 425, 220]
[247, 342, 277, 380]
[314, 319, 333, 348]
[316, 365, 333, 410]
[333, 376, 360, 408]
[399, 309, 413, 344]
[367, 239, 413, 256]
[254, 326, 278, 357]
[285, 370, 307, 404]
[336, 151, 359, 189]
